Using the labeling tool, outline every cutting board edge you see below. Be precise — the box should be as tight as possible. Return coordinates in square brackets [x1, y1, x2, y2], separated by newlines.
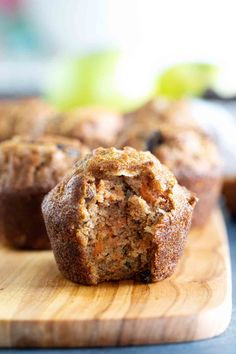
[0, 290, 232, 348]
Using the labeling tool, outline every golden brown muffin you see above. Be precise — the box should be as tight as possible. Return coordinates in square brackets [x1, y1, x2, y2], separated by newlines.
[45, 106, 123, 148]
[0, 135, 89, 249]
[117, 125, 222, 227]
[42, 147, 197, 285]
[0, 97, 57, 141]
[124, 98, 198, 129]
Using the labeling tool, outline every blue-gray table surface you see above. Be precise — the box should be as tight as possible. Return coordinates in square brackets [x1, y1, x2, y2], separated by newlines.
[1, 212, 236, 354]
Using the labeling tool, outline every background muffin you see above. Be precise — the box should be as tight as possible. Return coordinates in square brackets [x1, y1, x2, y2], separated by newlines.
[0, 135, 89, 249]
[124, 98, 198, 129]
[0, 97, 57, 141]
[117, 124, 222, 227]
[45, 106, 123, 148]
[42, 147, 197, 285]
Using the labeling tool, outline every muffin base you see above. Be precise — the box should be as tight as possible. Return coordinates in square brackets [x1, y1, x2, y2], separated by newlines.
[0, 190, 50, 250]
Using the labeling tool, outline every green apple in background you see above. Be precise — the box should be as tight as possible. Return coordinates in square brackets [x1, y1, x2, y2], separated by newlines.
[156, 63, 218, 99]
[44, 50, 156, 112]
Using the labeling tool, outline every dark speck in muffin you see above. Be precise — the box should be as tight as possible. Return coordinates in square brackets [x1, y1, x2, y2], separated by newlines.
[138, 269, 151, 283]
[146, 131, 164, 153]
[56, 143, 65, 150]
[125, 260, 132, 269]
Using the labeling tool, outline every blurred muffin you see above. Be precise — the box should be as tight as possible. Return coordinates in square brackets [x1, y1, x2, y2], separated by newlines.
[0, 135, 89, 249]
[42, 147, 197, 285]
[0, 97, 57, 141]
[124, 98, 198, 129]
[117, 124, 222, 227]
[189, 99, 236, 218]
[45, 106, 123, 148]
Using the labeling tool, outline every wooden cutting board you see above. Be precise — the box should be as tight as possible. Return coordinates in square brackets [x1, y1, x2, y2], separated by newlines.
[0, 208, 232, 348]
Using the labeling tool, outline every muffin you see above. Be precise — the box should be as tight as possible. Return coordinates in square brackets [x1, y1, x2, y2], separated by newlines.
[45, 106, 123, 148]
[0, 97, 57, 141]
[42, 147, 197, 285]
[117, 125, 222, 227]
[124, 98, 198, 129]
[0, 135, 89, 249]
[189, 99, 236, 218]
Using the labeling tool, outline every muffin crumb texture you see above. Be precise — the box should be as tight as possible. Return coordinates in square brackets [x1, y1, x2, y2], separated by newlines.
[42, 147, 197, 285]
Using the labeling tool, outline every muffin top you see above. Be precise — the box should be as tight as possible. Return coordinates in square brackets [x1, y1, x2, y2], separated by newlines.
[0, 97, 57, 141]
[0, 135, 89, 193]
[117, 124, 222, 179]
[57, 146, 196, 211]
[125, 98, 197, 129]
[45, 106, 123, 148]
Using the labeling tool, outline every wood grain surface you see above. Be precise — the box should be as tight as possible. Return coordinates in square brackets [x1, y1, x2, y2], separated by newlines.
[0, 208, 232, 347]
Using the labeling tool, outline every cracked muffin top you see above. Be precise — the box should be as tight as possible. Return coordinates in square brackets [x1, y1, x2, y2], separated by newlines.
[45, 106, 123, 148]
[117, 124, 222, 179]
[61, 146, 196, 220]
[0, 97, 57, 141]
[0, 135, 89, 193]
[74, 146, 176, 191]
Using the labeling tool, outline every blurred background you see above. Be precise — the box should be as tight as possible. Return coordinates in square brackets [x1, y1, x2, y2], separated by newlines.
[1, 0, 236, 108]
